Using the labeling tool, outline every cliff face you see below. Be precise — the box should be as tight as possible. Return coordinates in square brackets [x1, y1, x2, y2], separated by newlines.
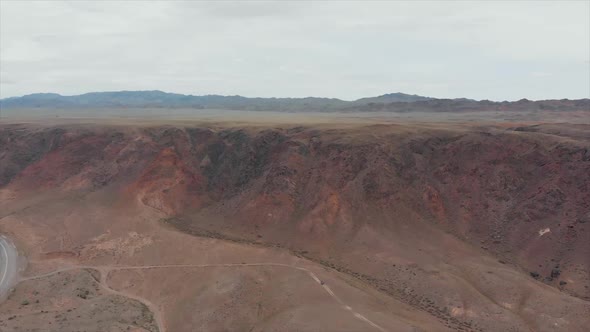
[1, 122, 589, 330]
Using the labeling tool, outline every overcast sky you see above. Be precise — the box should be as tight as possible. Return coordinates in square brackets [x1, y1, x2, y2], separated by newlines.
[0, 1, 589, 101]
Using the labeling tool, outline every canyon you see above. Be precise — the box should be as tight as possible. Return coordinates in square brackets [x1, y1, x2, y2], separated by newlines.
[0, 113, 588, 331]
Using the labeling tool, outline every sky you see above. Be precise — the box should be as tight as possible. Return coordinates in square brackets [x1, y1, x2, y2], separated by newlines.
[0, 1, 589, 101]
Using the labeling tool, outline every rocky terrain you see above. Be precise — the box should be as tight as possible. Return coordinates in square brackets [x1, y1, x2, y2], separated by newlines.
[0, 114, 589, 331]
[0, 268, 157, 332]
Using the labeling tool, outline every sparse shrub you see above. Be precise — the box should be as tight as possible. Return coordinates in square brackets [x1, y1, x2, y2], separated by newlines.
[77, 289, 90, 299]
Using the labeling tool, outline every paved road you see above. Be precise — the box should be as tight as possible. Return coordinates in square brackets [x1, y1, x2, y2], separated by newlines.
[0, 235, 19, 301]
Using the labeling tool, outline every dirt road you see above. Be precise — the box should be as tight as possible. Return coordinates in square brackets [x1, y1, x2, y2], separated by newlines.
[22, 262, 388, 332]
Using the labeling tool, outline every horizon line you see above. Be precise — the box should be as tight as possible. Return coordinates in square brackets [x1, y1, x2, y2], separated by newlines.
[2, 90, 589, 103]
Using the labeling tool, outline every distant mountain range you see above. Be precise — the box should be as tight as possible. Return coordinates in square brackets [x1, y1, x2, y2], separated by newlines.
[0, 90, 588, 113]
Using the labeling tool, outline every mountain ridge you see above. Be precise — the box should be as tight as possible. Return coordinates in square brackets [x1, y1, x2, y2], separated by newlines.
[1, 90, 588, 113]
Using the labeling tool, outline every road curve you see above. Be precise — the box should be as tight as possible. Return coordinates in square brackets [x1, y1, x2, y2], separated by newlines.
[0, 235, 19, 301]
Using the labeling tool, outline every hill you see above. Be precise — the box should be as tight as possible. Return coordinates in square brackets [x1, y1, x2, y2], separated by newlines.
[0, 90, 349, 112]
[2, 90, 588, 113]
[1, 118, 589, 331]
[353, 92, 434, 104]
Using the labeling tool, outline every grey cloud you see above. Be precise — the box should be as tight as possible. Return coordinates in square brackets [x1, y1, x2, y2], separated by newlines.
[189, 1, 307, 19]
[0, 1, 588, 100]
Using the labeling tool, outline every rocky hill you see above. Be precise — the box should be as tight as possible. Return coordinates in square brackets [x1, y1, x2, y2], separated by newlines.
[1, 119, 589, 331]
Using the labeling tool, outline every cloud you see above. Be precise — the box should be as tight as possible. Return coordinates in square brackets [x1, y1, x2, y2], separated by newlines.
[1, 1, 588, 100]
[531, 72, 552, 78]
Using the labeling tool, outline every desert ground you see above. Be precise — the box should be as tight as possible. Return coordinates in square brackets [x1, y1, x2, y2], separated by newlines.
[0, 110, 589, 331]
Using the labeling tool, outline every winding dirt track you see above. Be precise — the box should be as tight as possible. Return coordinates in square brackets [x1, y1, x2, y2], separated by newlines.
[21, 262, 388, 332]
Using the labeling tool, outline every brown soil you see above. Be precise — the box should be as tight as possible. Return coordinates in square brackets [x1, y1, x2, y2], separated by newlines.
[0, 115, 588, 331]
[0, 268, 157, 332]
